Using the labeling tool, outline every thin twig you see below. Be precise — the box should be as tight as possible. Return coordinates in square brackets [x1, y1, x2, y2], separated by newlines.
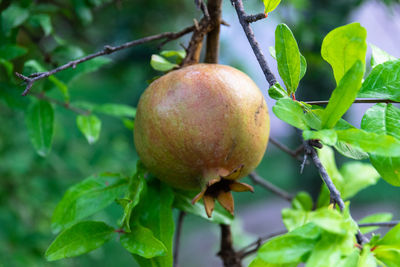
[269, 137, 303, 160]
[204, 0, 222, 63]
[218, 225, 242, 267]
[244, 13, 267, 23]
[32, 92, 90, 115]
[238, 230, 286, 259]
[248, 172, 293, 202]
[16, 25, 196, 96]
[173, 211, 186, 267]
[359, 221, 399, 228]
[305, 98, 399, 105]
[230, 0, 277, 87]
[303, 140, 369, 244]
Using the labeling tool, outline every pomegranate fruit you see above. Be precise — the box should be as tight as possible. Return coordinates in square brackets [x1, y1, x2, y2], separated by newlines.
[134, 64, 270, 216]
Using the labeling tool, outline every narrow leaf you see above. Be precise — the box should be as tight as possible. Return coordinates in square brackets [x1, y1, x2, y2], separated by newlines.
[263, 0, 282, 13]
[45, 221, 115, 261]
[76, 115, 101, 144]
[275, 24, 301, 94]
[94, 103, 136, 118]
[321, 60, 364, 129]
[321, 22, 367, 84]
[25, 100, 54, 157]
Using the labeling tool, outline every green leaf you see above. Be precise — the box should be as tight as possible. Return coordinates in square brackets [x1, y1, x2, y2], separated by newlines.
[377, 223, 400, 246]
[94, 103, 136, 118]
[340, 162, 380, 199]
[150, 55, 178, 72]
[361, 103, 400, 186]
[29, 14, 53, 36]
[160, 50, 186, 64]
[1, 4, 29, 35]
[359, 246, 378, 267]
[303, 129, 338, 146]
[358, 60, 400, 101]
[273, 99, 308, 130]
[0, 58, 13, 77]
[321, 60, 364, 129]
[132, 180, 175, 267]
[120, 224, 167, 258]
[0, 44, 27, 60]
[300, 54, 307, 80]
[268, 83, 289, 100]
[370, 44, 397, 68]
[337, 250, 360, 267]
[263, 0, 282, 13]
[258, 223, 320, 264]
[45, 221, 114, 261]
[275, 24, 301, 94]
[249, 257, 297, 267]
[76, 115, 101, 144]
[336, 128, 400, 157]
[306, 234, 342, 267]
[321, 22, 367, 84]
[334, 141, 369, 160]
[375, 224, 400, 267]
[173, 190, 234, 225]
[25, 100, 54, 157]
[291, 192, 313, 211]
[51, 173, 128, 233]
[358, 213, 393, 234]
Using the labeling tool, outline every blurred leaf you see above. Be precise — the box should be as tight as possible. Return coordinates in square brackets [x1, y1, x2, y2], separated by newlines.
[0, 58, 13, 77]
[337, 250, 360, 267]
[358, 60, 400, 101]
[120, 224, 167, 258]
[275, 23, 301, 94]
[321, 60, 364, 129]
[52, 45, 85, 63]
[358, 246, 377, 267]
[321, 22, 367, 84]
[358, 213, 393, 234]
[173, 190, 234, 225]
[273, 98, 308, 130]
[269, 46, 276, 59]
[300, 54, 307, 79]
[370, 44, 397, 68]
[160, 50, 186, 64]
[258, 223, 320, 264]
[25, 100, 54, 157]
[1, 4, 29, 35]
[150, 55, 178, 72]
[123, 119, 134, 130]
[29, 14, 53, 36]
[336, 128, 400, 157]
[377, 223, 400, 246]
[74, 0, 92, 25]
[263, 0, 282, 13]
[361, 103, 400, 186]
[0, 44, 27, 60]
[94, 103, 136, 118]
[268, 82, 288, 100]
[307, 208, 356, 235]
[374, 224, 400, 267]
[45, 221, 115, 261]
[303, 129, 337, 146]
[76, 115, 101, 144]
[51, 173, 128, 233]
[340, 162, 380, 199]
[334, 141, 369, 160]
[291, 192, 313, 211]
[249, 257, 297, 267]
[132, 180, 175, 267]
[306, 234, 342, 267]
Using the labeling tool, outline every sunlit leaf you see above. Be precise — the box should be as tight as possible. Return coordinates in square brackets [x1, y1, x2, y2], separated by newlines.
[150, 55, 178, 72]
[370, 44, 397, 68]
[263, 0, 282, 13]
[76, 115, 102, 144]
[272, 99, 308, 130]
[358, 213, 393, 234]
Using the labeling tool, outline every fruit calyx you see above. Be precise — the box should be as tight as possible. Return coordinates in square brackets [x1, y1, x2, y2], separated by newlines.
[191, 165, 254, 217]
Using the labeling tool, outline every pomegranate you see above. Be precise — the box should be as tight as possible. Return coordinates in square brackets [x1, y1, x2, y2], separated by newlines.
[134, 64, 270, 216]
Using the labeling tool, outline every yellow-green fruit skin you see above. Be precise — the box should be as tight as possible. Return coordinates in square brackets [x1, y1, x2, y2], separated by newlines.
[134, 64, 270, 190]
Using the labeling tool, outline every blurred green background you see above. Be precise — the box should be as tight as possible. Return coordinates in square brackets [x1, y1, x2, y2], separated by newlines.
[1, 0, 399, 266]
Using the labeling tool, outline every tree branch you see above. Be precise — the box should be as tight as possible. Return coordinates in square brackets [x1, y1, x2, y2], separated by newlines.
[248, 172, 293, 202]
[270, 137, 304, 160]
[204, 0, 222, 63]
[238, 230, 286, 259]
[359, 221, 399, 228]
[305, 98, 399, 105]
[303, 140, 369, 244]
[218, 224, 242, 267]
[32, 92, 90, 115]
[173, 211, 186, 267]
[230, 0, 277, 87]
[244, 13, 267, 23]
[16, 25, 196, 96]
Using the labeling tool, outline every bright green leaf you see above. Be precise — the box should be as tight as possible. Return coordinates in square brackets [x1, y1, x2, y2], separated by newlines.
[303, 129, 338, 146]
[321, 22, 367, 84]
[361, 103, 400, 186]
[358, 60, 400, 101]
[160, 50, 186, 64]
[94, 103, 136, 118]
[45, 221, 114, 261]
[370, 44, 397, 68]
[268, 83, 289, 100]
[25, 100, 54, 157]
[249, 257, 297, 267]
[275, 24, 301, 94]
[377, 223, 400, 246]
[336, 128, 400, 157]
[334, 141, 369, 160]
[306, 234, 342, 267]
[272, 99, 308, 130]
[321, 60, 364, 129]
[150, 55, 178, 72]
[300, 54, 307, 80]
[358, 213, 393, 234]
[263, 0, 282, 13]
[120, 224, 166, 258]
[51, 173, 128, 233]
[291, 192, 313, 211]
[358, 246, 377, 267]
[76, 115, 101, 144]
[374, 246, 400, 267]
